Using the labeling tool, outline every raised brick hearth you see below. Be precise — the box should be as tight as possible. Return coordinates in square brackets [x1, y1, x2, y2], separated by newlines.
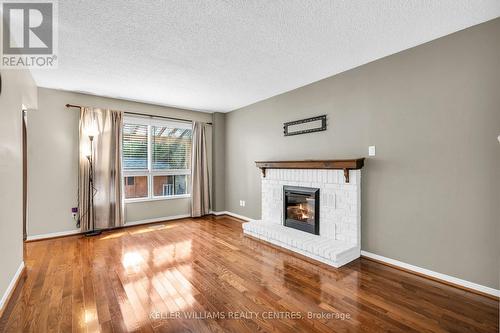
[243, 168, 361, 267]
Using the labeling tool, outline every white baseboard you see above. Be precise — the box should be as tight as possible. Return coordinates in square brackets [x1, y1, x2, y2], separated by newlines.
[210, 210, 252, 221]
[361, 250, 499, 298]
[26, 229, 81, 241]
[0, 261, 25, 315]
[26, 215, 192, 240]
[124, 214, 191, 226]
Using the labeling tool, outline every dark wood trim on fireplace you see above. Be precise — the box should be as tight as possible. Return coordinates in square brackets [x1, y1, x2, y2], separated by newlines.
[255, 158, 365, 183]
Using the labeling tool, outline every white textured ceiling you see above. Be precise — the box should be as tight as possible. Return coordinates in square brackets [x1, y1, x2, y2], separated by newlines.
[31, 0, 500, 112]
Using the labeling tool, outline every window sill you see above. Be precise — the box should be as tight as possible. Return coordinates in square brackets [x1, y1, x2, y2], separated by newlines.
[124, 194, 191, 203]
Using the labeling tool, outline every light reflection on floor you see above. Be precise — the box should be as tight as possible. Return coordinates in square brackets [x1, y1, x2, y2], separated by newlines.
[153, 240, 192, 267]
[122, 251, 145, 271]
[83, 308, 98, 330]
[100, 231, 128, 240]
[99, 224, 178, 241]
[162, 264, 195, 311]
[130, 224, 177, 235]
[104, 223, 197, 329]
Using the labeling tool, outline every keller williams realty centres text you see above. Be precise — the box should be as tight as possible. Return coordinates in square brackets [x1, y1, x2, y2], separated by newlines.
[150, 311, 352, 321]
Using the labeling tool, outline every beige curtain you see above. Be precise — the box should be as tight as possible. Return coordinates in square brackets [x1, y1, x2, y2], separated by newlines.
[79, 107, 124, 231]
[191, 121, 210, 217]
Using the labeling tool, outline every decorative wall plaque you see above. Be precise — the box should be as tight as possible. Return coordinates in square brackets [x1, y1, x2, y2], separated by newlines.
[283, 115, 327, 136]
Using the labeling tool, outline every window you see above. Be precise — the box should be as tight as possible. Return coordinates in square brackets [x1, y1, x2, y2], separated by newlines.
[125, 177, 135, 186]
[122, 116, 192, 200]
[123, 123, 148, 170]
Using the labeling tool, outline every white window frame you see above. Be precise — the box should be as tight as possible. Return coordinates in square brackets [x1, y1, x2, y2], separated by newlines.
[122, 115, 192, 202]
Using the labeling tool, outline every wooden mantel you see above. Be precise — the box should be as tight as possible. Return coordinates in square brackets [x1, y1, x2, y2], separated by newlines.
[255, 158, 365, 183]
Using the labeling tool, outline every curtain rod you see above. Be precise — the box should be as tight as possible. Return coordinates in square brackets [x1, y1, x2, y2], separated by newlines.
[65, 104, 213, 125]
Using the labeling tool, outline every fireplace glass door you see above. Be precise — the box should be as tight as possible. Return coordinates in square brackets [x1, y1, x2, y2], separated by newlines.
[283, 186, 320, 235]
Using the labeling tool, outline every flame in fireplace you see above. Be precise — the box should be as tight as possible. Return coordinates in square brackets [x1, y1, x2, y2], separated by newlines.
[287, 202, 314, 222]
[298, 204, 309, 219]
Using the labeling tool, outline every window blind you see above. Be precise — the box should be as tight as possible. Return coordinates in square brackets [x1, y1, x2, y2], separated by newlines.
[152, 126, 192, 170]
[122, 123, 148, 170]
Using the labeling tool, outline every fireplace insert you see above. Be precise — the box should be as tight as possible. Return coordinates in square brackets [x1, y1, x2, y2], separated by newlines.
[283, 186, 320, 235]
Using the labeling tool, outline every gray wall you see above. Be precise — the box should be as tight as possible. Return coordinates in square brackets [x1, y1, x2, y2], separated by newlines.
[0, 68, 37, 305]
[224, 19, 500, 289]
[27, 88, 212, 237]
[212, 112, 226, 212]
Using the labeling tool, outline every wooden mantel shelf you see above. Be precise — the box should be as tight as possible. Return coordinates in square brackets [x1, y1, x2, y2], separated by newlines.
[255, 158, 365, 183]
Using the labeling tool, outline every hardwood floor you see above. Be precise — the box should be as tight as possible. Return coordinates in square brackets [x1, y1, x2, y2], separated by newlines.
[1, 216, 498, 332]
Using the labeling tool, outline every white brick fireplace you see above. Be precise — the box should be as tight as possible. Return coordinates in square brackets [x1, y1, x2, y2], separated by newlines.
[243, 161, 363, 268]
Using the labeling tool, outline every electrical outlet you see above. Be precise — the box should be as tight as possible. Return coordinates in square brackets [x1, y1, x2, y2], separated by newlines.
[368, 145, 376, 156]
[240, 200, 246, 207]
[71, 207, 78, 220]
